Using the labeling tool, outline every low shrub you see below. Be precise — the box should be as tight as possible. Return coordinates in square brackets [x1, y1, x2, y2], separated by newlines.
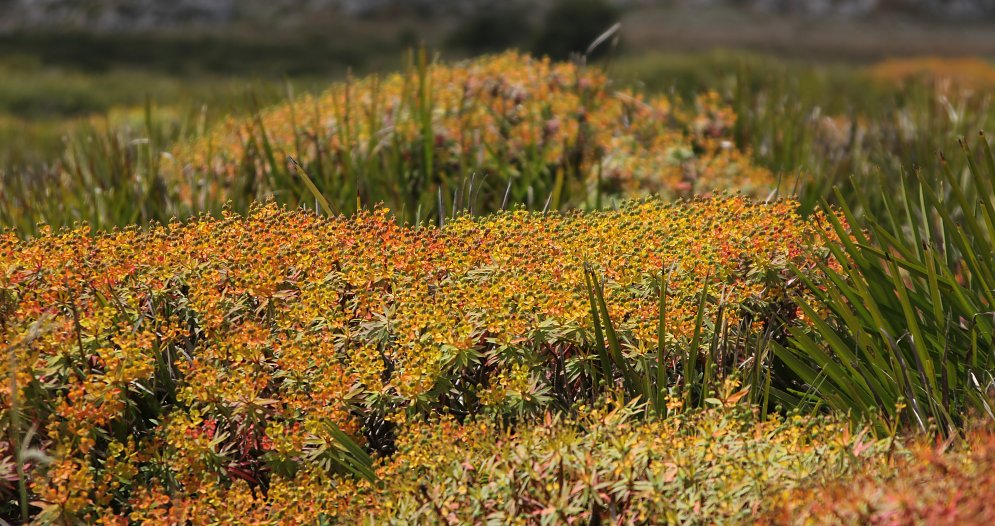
[1, 196, 835, 521]
[168, 52, 774, 223]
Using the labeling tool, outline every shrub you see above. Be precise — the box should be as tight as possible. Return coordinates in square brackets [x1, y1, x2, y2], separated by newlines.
[359, 403, 885, 524]
[1, 196, 835, 521]
[166, 52, 773, 225]
[445, 4, 533, 54]
[532, 0, 622, 60]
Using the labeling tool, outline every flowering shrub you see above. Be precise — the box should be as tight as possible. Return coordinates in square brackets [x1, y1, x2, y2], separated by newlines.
[168, 52, 774, 221]
[0, 196, 836, 521]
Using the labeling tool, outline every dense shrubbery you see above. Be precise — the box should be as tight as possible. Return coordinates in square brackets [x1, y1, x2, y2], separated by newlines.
[0, 196, 840, 521]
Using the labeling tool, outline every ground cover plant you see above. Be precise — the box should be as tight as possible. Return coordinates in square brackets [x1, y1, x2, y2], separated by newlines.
[3, 46, 995, 523]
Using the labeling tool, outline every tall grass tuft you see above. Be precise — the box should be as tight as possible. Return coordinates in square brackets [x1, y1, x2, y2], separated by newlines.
[776, 133, 995, 436]
[583, 264, 776, 419]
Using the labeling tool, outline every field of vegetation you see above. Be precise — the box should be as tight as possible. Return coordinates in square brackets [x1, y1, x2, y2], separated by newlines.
[3, 32, 995, 524]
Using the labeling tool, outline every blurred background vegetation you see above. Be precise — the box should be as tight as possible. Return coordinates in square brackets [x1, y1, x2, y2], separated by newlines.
[2, 0, 994, 165]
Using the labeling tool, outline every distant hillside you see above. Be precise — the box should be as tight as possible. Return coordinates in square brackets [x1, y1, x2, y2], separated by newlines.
[0, 0, 485, 32]
[1, 0, 992, 33]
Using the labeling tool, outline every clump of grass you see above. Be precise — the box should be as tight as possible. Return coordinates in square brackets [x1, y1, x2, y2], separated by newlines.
[584, 262, 779, 420]
[775, 134, 995, 436]
[0, 102, 183, 233]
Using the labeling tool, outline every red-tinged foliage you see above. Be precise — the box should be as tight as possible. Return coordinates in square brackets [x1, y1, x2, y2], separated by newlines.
[763, 424, 995, 525]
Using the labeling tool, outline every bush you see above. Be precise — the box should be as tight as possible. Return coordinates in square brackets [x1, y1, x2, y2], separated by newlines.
[361, 403, 882, 524]
[0, 196, 837, 521]
[165, 53, 772, 228]
[445, 4, 533, 54]
[532, 0, 622, 60]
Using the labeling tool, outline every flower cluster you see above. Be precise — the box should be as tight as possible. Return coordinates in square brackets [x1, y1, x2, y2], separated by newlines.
[0, 196, 835, 521]
[168, 52, 774, 218]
